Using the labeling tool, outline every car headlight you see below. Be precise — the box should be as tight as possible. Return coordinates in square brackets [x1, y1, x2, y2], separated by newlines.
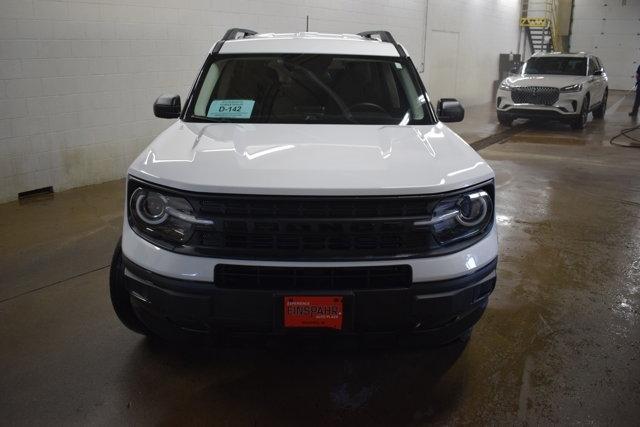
[560, 83, 582, 93]
[498, 81, 512, 91]
[129, 184, 212, 245]
[429, 189, 494, 245]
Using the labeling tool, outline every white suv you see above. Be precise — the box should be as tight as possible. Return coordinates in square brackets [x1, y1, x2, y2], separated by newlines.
[110, 29, 498, 345]
[496, 52, 608, 129]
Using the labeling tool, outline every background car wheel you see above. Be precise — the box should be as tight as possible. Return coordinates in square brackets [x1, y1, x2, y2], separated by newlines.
[571, 96, 589, 130]
[593, 90, 607, 119]
[497, 111, 513, 126]
[110, 238, 153, 336]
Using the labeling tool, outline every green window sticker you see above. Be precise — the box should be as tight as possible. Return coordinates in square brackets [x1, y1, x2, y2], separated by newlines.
[207, 99, 255, 119]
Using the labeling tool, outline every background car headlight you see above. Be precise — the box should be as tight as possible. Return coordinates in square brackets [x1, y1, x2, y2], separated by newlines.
[430, 189, 493, 245]
[498, 81, 512, 91]
[560, 83, 582, 92]
[129, 186, 197, 245]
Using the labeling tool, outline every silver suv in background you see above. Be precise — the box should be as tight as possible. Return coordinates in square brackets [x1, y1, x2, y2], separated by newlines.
[496, 52, 608, 129]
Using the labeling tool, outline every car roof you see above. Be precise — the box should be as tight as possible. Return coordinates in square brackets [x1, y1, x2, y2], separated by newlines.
[216, 32, 403, 57]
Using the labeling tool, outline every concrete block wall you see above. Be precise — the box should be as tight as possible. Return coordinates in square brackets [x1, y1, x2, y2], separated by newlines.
[0, 0, 521, 203]
[571, 0, 640, 90]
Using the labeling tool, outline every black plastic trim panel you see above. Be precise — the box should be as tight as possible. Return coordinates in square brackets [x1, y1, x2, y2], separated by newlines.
[211, 28, 258, 54]
[357, 30, 406, 57]
[121, 254, 497, 337]
[214, 264, 413, 290]
[498, 108, 577, 119]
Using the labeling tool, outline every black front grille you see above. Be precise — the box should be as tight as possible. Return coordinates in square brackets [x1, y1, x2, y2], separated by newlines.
[191, 194, 439, 260]
[215, 264, 412, 290]
[511, 86, 559, 106]
[200, 219, 429, 256]
[198, 196, 430, 217]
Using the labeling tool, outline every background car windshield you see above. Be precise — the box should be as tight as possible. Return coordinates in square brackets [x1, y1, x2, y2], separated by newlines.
[189, 54, 433, 125]
[523, 57, 587, 76]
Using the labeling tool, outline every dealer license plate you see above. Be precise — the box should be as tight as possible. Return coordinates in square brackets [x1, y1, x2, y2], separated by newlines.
[283, 296, 343, 330]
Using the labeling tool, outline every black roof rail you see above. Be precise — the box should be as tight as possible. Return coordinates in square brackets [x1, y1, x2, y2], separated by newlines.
[357, 31, 406, 57]
[212, 28, 258, 54]
[357, 31, 396, 43]
[222, 28, 258, 41]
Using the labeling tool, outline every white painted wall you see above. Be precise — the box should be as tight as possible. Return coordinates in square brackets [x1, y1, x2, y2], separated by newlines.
[423, 0, 522, 106]
[570, 0, 640, 90]
[0, 0, 521, 203]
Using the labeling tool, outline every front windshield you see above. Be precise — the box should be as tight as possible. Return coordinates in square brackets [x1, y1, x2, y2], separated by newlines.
[186, 54, 435, 125]
[522, 57, 587, 76]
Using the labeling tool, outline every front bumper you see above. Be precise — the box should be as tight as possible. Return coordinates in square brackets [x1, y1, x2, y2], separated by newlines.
[122, 255, 497, 341]
[121, 219, 499, 283]
[496, 88, 582, 119]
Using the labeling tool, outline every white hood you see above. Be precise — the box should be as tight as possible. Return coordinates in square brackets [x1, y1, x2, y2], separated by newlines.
[505, 74, 588, 88]
[128, 121, 494, 196]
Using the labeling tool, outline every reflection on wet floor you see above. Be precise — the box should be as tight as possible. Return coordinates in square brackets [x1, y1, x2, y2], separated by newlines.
[130, 339, 470, 425]
[0, 91, 639, 425]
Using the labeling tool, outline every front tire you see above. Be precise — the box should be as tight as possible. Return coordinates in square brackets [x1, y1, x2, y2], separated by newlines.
[110, 238, 153, 336]
[571, 96, 589, 130]
[592, 90, 607, 119]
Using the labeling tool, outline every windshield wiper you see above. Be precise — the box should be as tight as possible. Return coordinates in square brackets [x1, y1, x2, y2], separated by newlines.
[189, 116, 235, 123]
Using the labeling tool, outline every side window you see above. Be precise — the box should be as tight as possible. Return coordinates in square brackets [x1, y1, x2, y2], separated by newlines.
[595, 57, 603, 71]
[194, 63, 222, 116]
[588, 58, 598, 75]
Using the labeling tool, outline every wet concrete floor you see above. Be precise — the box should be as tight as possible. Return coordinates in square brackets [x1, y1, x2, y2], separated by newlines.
[1, 91, 639, 425]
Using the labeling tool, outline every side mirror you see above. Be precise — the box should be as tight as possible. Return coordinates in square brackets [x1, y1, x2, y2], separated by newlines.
[437, 98, 465, 123]
[509, 65, 520, 75]
[154, 94, 181, 119]
[593, 69, 603, 76]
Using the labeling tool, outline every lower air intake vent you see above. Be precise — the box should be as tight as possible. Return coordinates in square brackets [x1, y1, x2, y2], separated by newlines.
[215, 264, 412, 290]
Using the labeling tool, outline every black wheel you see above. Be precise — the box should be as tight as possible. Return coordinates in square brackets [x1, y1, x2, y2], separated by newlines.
[593, 90, 607, 119]
[110, 238, 153, 336]
[571, 96, 589, 130]
[497, 111, 513, 126]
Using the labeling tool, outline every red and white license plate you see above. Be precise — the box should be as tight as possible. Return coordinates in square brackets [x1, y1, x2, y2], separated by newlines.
[283, 296, 343, 330]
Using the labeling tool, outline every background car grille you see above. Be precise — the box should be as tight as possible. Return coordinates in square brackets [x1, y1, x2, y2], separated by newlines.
[214, 264, 412, 290]
[511, 86, 560, 106]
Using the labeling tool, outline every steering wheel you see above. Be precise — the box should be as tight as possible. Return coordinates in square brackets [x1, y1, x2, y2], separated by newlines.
[348, 102, 387, 114]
